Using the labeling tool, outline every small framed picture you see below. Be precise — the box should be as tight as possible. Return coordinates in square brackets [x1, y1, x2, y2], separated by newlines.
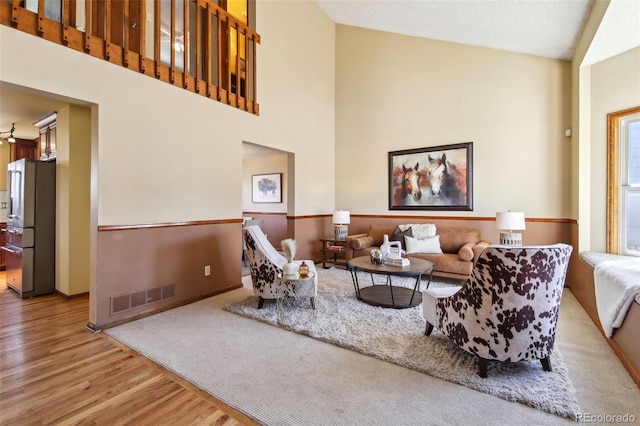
[252, 173, 282, 203]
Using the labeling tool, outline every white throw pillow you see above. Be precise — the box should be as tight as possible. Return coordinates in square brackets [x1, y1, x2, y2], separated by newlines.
[405, 235, 443, 254]
[398, 224, 437, 240]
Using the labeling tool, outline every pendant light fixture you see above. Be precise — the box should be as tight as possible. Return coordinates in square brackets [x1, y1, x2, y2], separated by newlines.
[1, 123, 16, 143]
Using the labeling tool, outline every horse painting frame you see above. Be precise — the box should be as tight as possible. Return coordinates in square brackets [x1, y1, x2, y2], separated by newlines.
[388, 142, 473, 211]
[252, 173, 282, 203]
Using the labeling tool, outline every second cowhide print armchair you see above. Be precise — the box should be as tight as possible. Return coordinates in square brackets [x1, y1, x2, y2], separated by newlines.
[422, 244, 573, 378]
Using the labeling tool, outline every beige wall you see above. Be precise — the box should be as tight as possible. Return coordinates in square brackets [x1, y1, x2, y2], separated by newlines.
[571, 0, 609, 253]
[55, 105, 92, 295]
[0, 0, 335, 225]
[243, 154, 289, 213]
[243, 153, 290, 245]
[0, 0, 335, 326]
[589, 47, 640, 252]
[335, 25, 572, 219]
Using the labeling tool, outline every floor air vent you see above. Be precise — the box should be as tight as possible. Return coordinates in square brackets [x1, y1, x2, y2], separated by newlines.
[131, 291, 147, 308]
[111, 284, 176, 315]
[111, 295, 131, 313]
[162, 284, 176, 299]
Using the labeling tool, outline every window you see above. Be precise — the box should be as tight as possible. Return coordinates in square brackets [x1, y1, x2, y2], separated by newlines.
[607, 106, 640, 256]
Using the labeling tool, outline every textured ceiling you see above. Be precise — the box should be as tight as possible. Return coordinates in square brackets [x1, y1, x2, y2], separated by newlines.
[315, 0, 595, 60]
[582, 0, 640, 66]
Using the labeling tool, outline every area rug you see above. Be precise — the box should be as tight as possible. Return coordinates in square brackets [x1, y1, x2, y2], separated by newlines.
[224, 267, 581, 419]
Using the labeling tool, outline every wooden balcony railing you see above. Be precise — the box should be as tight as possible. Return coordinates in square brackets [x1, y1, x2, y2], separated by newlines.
[0, 0, 260, 115]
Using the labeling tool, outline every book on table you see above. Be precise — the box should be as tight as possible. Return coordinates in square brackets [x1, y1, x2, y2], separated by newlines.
[327, 245, 343, 251]
[386, 257, 410, 266]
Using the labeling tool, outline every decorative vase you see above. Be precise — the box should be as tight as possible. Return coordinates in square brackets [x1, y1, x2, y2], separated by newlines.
[380, 234, 391, 259]
[298, 261, 310, 277]
[283, 262, 299, 278]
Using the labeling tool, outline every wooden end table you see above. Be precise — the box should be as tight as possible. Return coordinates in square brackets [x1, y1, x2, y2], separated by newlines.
[347, 256, 434, 309]
[319, 237, 348, 269]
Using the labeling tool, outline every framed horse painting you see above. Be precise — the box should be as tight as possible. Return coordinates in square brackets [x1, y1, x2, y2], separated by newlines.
[388, 142, 473, 211]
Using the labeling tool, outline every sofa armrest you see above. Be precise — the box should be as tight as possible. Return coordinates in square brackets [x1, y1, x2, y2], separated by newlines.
[472, 241, 491, 264]
[345, 233, 371, 260]
[458, 242, 476, 261]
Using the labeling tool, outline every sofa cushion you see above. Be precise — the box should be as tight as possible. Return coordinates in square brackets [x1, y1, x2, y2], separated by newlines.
[351, 236, 375, 250]
[368, 225, 396, 246]
[390, 226, 413, 250]
[411, 253, 474, 277]
[439, 228, 481, 254]
[405, 235, 443, 254]
[399, 223, 436, 240]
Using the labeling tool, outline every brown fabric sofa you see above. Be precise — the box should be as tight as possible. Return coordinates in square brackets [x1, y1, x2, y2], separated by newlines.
[345, 224, 490, 279]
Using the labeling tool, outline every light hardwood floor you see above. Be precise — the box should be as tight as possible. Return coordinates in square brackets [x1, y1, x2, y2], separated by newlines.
[0, 272, 261, 425]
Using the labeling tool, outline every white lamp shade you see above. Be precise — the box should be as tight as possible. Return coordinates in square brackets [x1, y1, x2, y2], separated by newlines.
[332, 210, 350, 225]
[496, 212, 526, 231]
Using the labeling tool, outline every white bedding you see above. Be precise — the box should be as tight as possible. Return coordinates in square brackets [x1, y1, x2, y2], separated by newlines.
[581, 252, 640, 338]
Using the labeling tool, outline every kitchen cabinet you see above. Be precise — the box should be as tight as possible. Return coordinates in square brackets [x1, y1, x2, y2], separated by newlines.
[9, 139, 38, 162]
[34, 112, 57, 161]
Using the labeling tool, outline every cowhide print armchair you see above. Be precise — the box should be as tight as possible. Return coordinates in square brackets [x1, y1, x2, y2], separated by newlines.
[422, 244, 573, 378]
[243, 225, 318, 309]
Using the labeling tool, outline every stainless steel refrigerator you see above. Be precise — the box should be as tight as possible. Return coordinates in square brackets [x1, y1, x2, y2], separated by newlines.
[2, 158, 56, 298]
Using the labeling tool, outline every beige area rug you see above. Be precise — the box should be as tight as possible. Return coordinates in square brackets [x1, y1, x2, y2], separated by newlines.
[224, 267, 580, 420]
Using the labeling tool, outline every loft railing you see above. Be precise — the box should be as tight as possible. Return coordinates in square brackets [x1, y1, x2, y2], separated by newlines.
[0, 0, 260, 115]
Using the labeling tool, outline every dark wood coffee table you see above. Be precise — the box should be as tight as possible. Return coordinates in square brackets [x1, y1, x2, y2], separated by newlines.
[347, 256, 434, 309]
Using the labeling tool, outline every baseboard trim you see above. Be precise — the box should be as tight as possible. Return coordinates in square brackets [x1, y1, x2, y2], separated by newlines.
[55, 290, 90, 299]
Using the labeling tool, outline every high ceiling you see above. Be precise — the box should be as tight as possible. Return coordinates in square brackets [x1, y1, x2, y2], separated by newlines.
[316, 0, 593, 60]
[315, 0, 640, 64]
[315, 0, 595, 60]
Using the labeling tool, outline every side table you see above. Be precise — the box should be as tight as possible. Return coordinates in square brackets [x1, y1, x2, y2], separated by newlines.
[319, 237, 348, 269]
[276, 272, 317, 313]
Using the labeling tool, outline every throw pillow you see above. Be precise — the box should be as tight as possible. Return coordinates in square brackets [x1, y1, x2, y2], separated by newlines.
[405, 235, 443, 254]
[399, 223, 437, 240]
[351, 236, 374, 250]
[390, 226, 413, 250]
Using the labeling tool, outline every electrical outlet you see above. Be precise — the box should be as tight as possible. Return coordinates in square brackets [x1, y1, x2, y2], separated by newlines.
[204, 265, 211, 276]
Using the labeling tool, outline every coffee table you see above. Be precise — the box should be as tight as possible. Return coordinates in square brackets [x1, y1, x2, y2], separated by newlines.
[347, 256, 434, 309]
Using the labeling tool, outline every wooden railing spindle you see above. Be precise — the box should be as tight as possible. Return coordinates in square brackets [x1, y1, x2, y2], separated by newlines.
[37, 0, 45, 35]
[122, 0, 130, 67]
[139, 0, 147, 73]
[62, 0, 70, 45]
[10, 0, 19, 26]
[195, 1, 202, 93]
[154, 0, 161, 78]
[182, 0, 189, 89]
[217, 12, 224, 102]
[104, 1, 111, 60]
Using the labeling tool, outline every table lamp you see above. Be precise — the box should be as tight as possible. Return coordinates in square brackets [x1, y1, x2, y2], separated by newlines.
[496, 211, 526, 246]
[333, 210, 350, 241]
